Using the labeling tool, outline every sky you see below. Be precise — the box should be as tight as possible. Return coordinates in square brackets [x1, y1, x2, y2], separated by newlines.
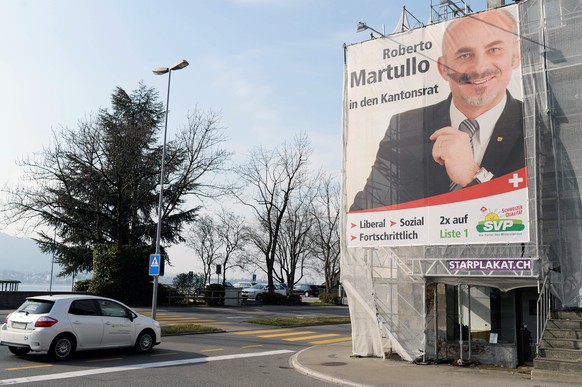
[0, 0, 489, 280]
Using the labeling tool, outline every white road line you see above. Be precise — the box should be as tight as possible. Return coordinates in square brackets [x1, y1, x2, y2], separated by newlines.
[0, 350, 295, 385]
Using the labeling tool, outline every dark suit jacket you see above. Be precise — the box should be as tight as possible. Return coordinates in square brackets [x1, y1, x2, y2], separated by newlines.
[350, 91, 524, 211]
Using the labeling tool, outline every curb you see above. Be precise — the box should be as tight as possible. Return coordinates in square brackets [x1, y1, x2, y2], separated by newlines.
[289, 346, 369, 387]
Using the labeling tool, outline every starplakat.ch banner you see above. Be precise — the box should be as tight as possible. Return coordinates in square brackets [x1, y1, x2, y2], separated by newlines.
[343, 5, 529, 248]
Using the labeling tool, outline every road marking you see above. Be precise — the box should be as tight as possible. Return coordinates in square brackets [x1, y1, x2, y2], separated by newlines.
[233, 329, 291, 335]
[241, 345, 263, 349]
[258, 331, 316, 338]
[0, 350, 295, 385]
[283, 334, 338, 342]
[200, 348, 224, 352]
[5, 364, 53, 371]
[310, 336, 352, 345]
[150, 352, 178, 357]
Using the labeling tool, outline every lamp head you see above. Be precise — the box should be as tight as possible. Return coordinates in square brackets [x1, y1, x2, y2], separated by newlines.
[356, 22, 368, 33]
[153, 67, 169, 75]
[153, 60, 189, 75]
[171, 59, 189, 71]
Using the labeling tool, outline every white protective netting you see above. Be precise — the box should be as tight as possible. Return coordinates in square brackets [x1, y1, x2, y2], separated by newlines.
[341, 0, 582, 361]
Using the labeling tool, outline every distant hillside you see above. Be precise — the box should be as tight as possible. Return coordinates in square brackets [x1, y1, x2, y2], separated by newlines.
[0, 232, 54, 273]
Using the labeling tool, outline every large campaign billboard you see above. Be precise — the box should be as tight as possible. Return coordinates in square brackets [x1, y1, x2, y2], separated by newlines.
[344, 5, 529, 248]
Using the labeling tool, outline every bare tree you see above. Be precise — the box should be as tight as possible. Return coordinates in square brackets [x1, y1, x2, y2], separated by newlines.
[234, 133, 312, 293]
[310, 174, 341, 292]
[216, 209, 249, 283]
[274, 177, 318, 288]
[185, 215, 223, 285]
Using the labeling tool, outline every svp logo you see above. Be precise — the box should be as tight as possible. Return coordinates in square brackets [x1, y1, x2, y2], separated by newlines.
[475, 207, 525, 233]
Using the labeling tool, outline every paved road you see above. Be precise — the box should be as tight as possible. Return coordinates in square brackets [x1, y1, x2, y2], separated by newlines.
[0, 303, 351, 386]
[136, 303, 350, 332]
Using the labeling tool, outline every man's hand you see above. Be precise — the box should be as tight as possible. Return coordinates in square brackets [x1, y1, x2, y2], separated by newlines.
[430, 127, 480, 187]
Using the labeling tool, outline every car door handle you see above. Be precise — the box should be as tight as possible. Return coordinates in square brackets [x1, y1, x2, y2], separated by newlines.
[104, 321, 112, 325]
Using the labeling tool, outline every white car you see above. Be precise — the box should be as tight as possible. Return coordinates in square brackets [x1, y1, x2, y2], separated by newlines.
[232, 281, 255, 288]
[0, 294, 161, 360]
[241, 283, 288, 302]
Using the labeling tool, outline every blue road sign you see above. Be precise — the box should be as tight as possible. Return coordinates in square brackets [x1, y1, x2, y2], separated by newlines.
[149, 254, 161, 276]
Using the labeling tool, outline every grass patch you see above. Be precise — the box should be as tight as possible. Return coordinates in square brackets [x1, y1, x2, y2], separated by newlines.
[161, 324, 223, 335]
[245, 316, 350, 327]
[308, 301, 341, 306]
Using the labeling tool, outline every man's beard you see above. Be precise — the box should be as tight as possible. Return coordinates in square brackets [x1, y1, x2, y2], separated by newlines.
[447, 68, 502, 107]
[461, 88, 500, 107]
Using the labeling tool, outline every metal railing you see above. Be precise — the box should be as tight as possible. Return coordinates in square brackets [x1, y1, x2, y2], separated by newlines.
[536, 274, 552, 356]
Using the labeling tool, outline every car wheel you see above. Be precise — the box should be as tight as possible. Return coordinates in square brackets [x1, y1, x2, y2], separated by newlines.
[135, 330, 155, 353]
[8, 346, 30, 356]
[256, 293, 263, 302]
[49, 334, 75, 361]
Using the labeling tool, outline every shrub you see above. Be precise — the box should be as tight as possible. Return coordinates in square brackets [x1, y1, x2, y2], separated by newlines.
[319, 292, 340, 304]
[90, 244, 153, 306]
[73, 279, 91, 292]
[204, 284, 225, 306]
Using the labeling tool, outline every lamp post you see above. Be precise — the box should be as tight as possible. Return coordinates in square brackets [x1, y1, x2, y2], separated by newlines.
[49, 228, 56, 293]
[151, 59, 189, 320]
[356, 21, 385, 37]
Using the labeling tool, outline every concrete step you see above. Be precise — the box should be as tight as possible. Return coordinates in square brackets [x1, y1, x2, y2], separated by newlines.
[539, 347, 582, 361]
[552, 310, 582, 320]
[547, 318, 582, 330]
[534, 357, 582, 373]
[541, 337, 582, 350]
[531, 368, 582, 384]
[544, 328, 582, 340]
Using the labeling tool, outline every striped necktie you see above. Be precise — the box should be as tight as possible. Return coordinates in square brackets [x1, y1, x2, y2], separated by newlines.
[449, 119, 480, 191]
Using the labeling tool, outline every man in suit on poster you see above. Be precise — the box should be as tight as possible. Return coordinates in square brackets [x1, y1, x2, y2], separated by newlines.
[350, 8, 524, 211]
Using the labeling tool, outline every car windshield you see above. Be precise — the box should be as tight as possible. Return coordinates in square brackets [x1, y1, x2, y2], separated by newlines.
[17, 299, 54, 314]
[250, 284, 265, 289]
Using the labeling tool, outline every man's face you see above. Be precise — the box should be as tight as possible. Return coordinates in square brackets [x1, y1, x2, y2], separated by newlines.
[437, 11, 520, 116]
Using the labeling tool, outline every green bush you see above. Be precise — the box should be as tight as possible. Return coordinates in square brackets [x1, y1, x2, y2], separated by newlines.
[90, 244, 154, 306]
[319, 292, 340, 304]
[73, 279, 91, 292]
[156, 283, 170, 305]
[204, 284, 225, 306]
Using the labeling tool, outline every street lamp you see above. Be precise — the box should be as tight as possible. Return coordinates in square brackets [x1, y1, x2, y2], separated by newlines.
[151, 59, 189, 320]
[356, 21, 385, 38]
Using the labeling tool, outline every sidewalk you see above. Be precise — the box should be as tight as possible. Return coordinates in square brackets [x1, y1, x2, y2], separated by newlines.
[290, 341, 573, 387]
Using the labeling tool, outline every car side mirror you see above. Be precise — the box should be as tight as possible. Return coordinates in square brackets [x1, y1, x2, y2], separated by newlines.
[129, 312, 137, 322]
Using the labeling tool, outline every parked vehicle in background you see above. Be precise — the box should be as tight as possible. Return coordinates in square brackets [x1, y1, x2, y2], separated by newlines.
[293, 284, 320, 297]
[233, 281, 255, 288]
[0, 294, 161, 360]
[241, 283, 287, 302]
[278, 283, 291, 296]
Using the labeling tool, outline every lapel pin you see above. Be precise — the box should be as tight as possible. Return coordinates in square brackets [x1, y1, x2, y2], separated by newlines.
[497, 136, 503, 142]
